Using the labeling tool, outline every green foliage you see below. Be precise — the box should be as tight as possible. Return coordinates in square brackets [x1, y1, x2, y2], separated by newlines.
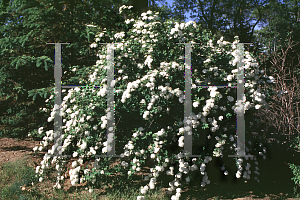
[288, 135, 300, 189]
[289, 163, 300, 187]
[0, 156, 38, 200]
[0, 0, 143, 139]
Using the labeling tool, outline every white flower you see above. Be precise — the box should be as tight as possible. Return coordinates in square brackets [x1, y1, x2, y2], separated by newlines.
[132, 132, 138, 138]
[80, 141, 87, 150]
[227, 96, 234, 102]
[102, 146, 107, 153]
[255, 104, 262, 109]
[204, 58, 211, 63]
[73, 152, 78, 157]
[227, 74, 234, 81]
[143, 111, 150, 119]
[215, 143, 222, 148]
[174, 181, 181, 187]
[35, 166, 41, 174]
[72, 161, 77, 168]
[236, 171, 241, 178]
[193, 101, 199, 108]
[90, 43, 97, 48]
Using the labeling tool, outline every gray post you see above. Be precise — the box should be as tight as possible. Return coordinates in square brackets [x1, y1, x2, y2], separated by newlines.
[183, 43, 193, 157]
[236, 43, 246, 157]
[46, 42, 71, 159]
[106, 43, 115, 156]
[228, 43, 253, 158]
[177, 43, 201, 158]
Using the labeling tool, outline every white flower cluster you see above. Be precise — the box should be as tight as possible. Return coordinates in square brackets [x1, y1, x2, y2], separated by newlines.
[170, 22, 184, 36]
[209, 117, 220, 133]
[250, 89, 269, 110]
[114, 31, 125, 40]
[217, 36, 230, 47]
[118, 5, 133, 14]
[43, 94, 55, 104]
[202, 98, 215, 116]
[179, 113, 202, 135]
[192, 101, 199, 108]
[208, 86, 220, 98]
[141, 10, 159, 21]
[200, 171, 210, 187]
[69, 165, 81, 186]
[178, 136, 184, 147]
[125, 18, 135, 24]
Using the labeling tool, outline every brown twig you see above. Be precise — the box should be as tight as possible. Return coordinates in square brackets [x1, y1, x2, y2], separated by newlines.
[252, 34, 300, 142]
[148, 119, 155, 129]
[115, 117, 121, 127]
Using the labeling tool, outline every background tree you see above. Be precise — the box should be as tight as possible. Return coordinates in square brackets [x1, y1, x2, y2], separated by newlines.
[253, 0, 299, 141]
[0, 0, 151, 139]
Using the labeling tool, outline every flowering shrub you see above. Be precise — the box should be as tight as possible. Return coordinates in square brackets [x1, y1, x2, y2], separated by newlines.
[32, 5, 277, 200]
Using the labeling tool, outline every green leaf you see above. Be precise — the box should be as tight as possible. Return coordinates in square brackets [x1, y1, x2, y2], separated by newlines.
[36, 58, 42, 68]
[226, 113, 232, 118]
[16, 59, 21, 70]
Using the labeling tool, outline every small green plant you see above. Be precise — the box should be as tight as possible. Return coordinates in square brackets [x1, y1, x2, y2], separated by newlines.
[289, 163, 300, 185]
[293, 186, 300, 199]
[287, 135, 300, 199]
[290, 135, 300, 151]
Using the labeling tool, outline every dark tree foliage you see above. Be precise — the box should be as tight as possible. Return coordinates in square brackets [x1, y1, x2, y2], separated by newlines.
[0, 0, 150, 139]
[0, 0, 185, 140]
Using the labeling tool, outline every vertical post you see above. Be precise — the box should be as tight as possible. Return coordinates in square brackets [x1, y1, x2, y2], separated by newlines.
[184, 43, 192, 157]
[106, 43, 115, 156]
[176, 42, 201, 157]
[236, 43, 246, 157]
[95, 43, 123, 158]
[228, 43, 253, 158]
[46, 42, 71, 159]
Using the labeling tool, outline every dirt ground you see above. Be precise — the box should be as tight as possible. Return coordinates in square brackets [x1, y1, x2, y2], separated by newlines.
[0, 136, 170, 199]
[0, 136, 299, 200]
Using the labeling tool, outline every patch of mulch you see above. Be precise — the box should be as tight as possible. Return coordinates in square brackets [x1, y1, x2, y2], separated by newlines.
[0, 137, 44, 168]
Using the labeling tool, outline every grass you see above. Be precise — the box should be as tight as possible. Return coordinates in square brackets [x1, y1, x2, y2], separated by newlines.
[0, 154, 170, 200]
